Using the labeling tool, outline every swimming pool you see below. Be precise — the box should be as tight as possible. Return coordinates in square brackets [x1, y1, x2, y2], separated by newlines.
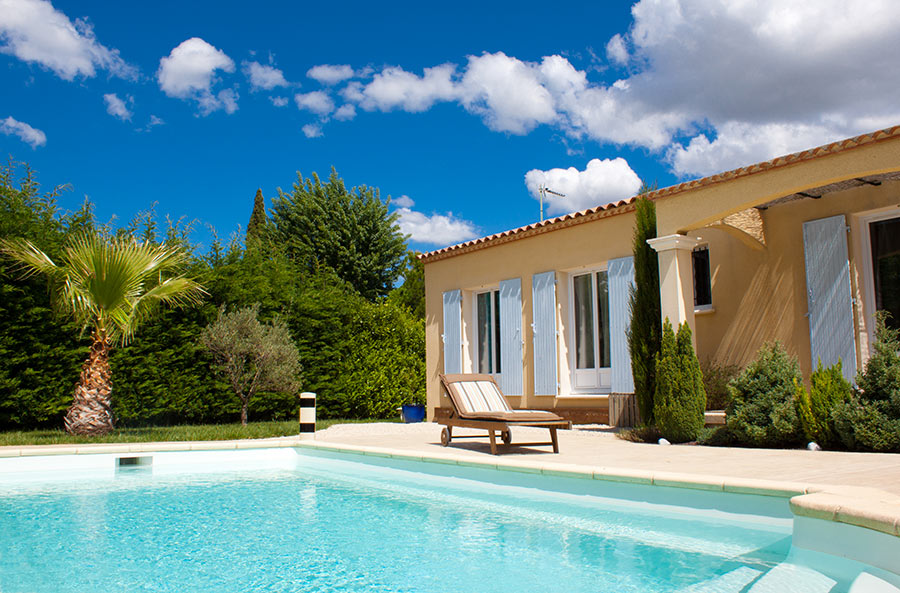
[0, 446, 897, 592]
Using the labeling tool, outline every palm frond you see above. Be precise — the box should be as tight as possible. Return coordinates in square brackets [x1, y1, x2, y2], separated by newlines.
[5, 233, 206, 345]
[122, 276, 207, 343]
[0, 237, 63, 280]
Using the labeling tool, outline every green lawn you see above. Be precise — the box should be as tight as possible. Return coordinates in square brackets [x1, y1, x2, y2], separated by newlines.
[0, 418, 388, 447]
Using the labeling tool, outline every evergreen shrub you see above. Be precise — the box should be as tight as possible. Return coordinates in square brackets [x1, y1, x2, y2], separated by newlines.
[832, 313, 900, 452]
[654, 319, 706, 443]
[794, 360, 851, 448]
[726, 342, 803, 447]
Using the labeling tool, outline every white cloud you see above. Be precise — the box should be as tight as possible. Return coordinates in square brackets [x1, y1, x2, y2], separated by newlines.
[270, 96, 288, 107]
[524, 157, 642, 215]
[157, 37, 237, 115]
[334, 103, 356, 121]
[0, 0, 136, 80]
[302, 123, 322, 138]
[242, 60, 288, 90]
[340, 81, 365, 103]
[136, 114, 164, 132]
[307, 64, 354, 85]
[358, 64, 458, 112]
[330, 0, 900, 177]
[618, 0, 900, 171]
[458, 52, 558, 134]
[103, 93, 132, 121]
[605, 34, 629, 65]
[667, 121, 843, 177]
[294, 91, 334, 116]
[392, 195, 414, 208]
[396, 208, 478, 246]
[1, 115, 46, 148]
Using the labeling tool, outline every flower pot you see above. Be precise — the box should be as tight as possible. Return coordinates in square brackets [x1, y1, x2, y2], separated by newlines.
[400, 404, 425, 423]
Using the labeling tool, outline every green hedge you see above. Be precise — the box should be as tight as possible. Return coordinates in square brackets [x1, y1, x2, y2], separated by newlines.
[0, 164, 425, 430]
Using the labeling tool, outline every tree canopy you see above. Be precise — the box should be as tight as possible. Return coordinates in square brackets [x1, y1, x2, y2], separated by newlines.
[271, 168, 408, 300]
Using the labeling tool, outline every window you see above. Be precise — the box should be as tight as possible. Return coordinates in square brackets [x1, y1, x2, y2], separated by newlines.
[475, 290, 501, 374]
[870, 217, 900, 331]
[571, 270, 611, 390]
[693, 246, 712, 308]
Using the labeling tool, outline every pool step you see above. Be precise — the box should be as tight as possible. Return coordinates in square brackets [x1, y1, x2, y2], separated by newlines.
[677, 567, 761, 592]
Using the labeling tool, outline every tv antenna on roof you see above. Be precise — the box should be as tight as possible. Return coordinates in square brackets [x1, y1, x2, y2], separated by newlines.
[538, 184, 565, 222]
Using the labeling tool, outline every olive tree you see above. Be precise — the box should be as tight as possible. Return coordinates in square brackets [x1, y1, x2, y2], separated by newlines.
[200, 304, 301, 425]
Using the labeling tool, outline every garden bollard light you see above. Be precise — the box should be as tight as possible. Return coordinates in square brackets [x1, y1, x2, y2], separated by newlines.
[299, 392, 316, 439]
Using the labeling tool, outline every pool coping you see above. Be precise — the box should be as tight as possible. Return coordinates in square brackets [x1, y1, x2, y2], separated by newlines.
[2, 436, 899, 539]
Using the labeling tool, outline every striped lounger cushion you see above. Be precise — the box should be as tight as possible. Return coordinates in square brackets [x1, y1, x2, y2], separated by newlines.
[453, 380, 512, 415]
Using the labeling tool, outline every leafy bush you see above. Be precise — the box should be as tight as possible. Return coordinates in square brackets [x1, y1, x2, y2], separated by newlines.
[832, 313, 900, 452]
[794, 360, 851, 448]
[726, 342, 803, 448]
[697, 424, 738, 447]
[331, 301, 425, 418]
[654, 320, 706, 443]
[289, 273, 424, 419]
[832, 399, 900, 452]
[701, 359, 739, 410]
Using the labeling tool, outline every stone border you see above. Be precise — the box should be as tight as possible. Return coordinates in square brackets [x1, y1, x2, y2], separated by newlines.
[2, 437, 898, 539]
[0, 436, 306, 457]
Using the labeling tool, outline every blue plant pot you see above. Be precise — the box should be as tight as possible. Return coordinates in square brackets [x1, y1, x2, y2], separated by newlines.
[401, 404, 426, 423]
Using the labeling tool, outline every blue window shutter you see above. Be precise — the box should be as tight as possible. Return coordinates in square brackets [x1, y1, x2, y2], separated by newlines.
[531, 271, 558, 396]
[442, 290, 462, 374]
[499, 278, 523, 395]
[803, 215, 857, 383]
[609, 256, 636, 393]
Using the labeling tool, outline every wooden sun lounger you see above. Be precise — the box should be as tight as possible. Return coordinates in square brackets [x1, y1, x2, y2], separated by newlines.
[438, 373, 571, 455]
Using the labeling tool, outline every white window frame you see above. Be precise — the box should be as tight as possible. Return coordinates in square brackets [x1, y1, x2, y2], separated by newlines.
[854, 207, 900, 357]
[471, 288, 502, 379]
[567, 266, 612, 393]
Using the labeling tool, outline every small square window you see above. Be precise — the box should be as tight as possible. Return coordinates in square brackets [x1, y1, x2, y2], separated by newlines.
[693, 247, 712, 307]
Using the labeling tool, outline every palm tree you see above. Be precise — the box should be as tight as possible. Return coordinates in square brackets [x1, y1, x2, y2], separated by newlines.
[0, 234, 206, 435]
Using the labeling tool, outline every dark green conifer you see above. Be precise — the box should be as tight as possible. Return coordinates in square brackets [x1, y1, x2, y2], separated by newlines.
[627, 185, 661, 425]
[246, 189, 267, 245]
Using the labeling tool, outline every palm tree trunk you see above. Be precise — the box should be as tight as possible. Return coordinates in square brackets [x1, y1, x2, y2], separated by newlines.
[64, 329, 114, 436]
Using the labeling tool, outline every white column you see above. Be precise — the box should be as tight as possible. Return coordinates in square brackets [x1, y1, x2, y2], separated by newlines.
[647, 234, 703, 336]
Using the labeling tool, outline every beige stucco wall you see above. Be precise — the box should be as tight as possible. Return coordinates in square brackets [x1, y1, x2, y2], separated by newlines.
[693, 179, 900, 380]
[424, 210, 636, 417]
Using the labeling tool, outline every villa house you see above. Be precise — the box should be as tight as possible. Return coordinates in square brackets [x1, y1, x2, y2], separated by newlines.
[420, 125, 900, 424]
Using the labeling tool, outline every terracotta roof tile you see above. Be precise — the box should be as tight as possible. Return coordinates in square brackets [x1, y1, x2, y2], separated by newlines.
[419, 124, 900, 263]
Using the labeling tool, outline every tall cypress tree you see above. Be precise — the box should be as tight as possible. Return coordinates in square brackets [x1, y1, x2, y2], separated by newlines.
[246, 189, 267, 245]
[627, 185, 661, 425]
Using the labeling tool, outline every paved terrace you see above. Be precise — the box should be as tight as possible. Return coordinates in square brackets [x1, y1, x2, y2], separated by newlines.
[315, 422, 900, 496]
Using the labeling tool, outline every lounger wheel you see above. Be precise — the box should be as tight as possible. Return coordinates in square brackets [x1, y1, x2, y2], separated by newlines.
[502, 429, 511, 445]
[440, 427, 451, 447]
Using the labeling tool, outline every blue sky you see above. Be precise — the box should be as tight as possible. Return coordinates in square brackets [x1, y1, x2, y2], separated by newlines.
[2, 0, 899, 252]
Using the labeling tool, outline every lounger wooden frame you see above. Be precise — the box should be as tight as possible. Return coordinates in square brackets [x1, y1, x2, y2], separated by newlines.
[438, 374, 571, 455]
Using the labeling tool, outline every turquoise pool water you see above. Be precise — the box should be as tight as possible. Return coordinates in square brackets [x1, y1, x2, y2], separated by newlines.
[0, 452, 879, 592]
